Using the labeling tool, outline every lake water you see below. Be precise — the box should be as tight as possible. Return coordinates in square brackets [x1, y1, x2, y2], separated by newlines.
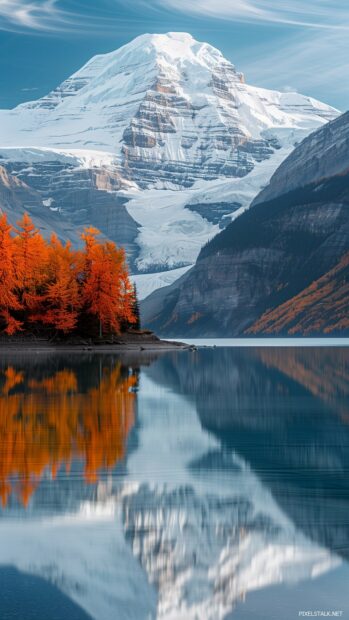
[0, 345, 348, 620]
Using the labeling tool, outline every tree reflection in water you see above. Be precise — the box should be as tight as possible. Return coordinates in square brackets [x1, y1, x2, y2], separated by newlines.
[0, 360, 137, 507]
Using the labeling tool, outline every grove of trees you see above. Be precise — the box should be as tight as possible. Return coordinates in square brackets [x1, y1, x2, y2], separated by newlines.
[0, 213, 138, 338]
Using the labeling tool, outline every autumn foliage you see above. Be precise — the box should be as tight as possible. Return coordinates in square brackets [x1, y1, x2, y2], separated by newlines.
[0, 214, 136, 337]
[0, 363, 136, 507]
[247, 251, 349, 336]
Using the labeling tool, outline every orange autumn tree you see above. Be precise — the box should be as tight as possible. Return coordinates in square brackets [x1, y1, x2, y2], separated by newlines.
[13, 213, 49, 319]
[80, 227, 135, 337]
[0, 214, 22, 334]
[0, 214, 137, 337]
[43, 235, 80, 333]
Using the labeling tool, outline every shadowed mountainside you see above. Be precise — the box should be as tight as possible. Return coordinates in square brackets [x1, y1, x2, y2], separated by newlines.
[248, 251, 349, 335]
[142, 112, 349, 336]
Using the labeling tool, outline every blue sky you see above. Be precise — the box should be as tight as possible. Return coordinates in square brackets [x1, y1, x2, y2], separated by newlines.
[0, 0, 348, 110]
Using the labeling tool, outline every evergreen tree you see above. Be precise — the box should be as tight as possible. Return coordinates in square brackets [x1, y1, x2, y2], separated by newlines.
[132, 284, 141, 330]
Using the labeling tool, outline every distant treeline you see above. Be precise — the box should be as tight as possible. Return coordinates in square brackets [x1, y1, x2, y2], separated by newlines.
[0, 213, 139, 338]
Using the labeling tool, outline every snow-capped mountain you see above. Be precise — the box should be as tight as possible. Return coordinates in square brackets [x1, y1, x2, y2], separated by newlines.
[0, 32, 338, 292]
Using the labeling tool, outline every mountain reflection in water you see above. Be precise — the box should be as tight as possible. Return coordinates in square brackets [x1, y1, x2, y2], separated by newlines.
[147, 347, 349, 560]
[0, 346, 348, 620]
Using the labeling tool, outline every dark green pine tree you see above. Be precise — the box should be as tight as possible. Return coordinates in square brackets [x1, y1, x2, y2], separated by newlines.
[132, 284, 141, 330]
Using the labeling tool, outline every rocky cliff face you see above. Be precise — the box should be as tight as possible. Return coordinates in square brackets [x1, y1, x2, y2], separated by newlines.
[0, 164, 81, 245]
[0, 32, 337, 280]
[0, 164, 37, 210]
[0, 150, 140, 268]
[142, 112, 349, 335]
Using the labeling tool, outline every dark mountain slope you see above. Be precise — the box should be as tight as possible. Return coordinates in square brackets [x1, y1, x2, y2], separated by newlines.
[248, 251, 349, 336]
[252, 109, 349, 205]
[142, 111, 349, 336]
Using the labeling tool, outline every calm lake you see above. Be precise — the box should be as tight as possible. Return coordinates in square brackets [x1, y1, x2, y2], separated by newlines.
[0, 345, 348, 620]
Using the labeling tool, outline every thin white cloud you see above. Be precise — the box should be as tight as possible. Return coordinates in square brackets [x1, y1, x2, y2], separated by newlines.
[149, 0, 349, 109]
[157, 0, 349, 30]
[0, 0, 114, 34]
[239, 28, 349, 110]
[0, 0, 64, 32]
[2, 0, 348, 34]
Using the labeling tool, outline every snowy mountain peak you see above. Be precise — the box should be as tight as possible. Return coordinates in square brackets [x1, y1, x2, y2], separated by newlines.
[0, 32, 339, 277]
[13, 31, 243, 126]
[1, 32, 336, 161]
[83, 32, 227, 70]
[1, 32, 336, 181]
[118, 31, 229, 68]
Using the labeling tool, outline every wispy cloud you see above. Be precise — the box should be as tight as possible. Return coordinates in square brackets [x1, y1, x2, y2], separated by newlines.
[2, 0, 348, 35]
[148, 0, 349, 109]
[0, 0, 64, 32]
[0, 0, 115, 34]
[155, 0, 349, 30]
[239, 28, 349, 111]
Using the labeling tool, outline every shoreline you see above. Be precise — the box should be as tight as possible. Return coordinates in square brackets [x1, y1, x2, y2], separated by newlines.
[168, 337, 349, 348]
[3, 335, 347, 355]
[0, 332, 191, 355]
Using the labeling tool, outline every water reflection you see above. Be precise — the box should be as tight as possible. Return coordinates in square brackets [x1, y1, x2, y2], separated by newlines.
[0, 347, 348, 620]
[258, 347, 349, 422]
[0, 359, 136, 507]
[146, 347, 349, 560]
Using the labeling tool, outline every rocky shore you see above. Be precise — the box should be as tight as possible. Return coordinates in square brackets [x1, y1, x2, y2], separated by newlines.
[0, 330, 189, 354]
